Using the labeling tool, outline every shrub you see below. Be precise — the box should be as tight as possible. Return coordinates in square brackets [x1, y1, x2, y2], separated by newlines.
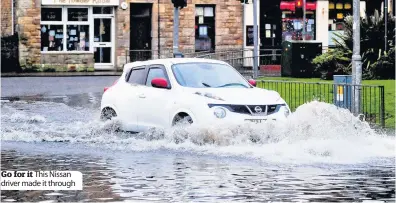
[312, 11, 395, 79]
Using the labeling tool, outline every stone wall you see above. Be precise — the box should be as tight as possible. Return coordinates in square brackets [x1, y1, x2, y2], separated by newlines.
[1, 0, 13, 36]
[41, 53, 94, 71]
[16, 0, 41, 68]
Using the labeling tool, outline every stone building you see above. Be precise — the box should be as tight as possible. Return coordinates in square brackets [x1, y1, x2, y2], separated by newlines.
[1, 0, 15, 37]
[2, 0, 394, 72]
[8, 0, 244, 71]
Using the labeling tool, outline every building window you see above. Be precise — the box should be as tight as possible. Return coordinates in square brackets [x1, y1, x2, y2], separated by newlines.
[93, 6, 113, 14]
[67, 25, 89, 51]
[195, 5, 215, 52]
[41, 6, 91, 52]
[280, 1, 316, 41]
[328, 0, 352, 31]
[68, 8, 88, 21]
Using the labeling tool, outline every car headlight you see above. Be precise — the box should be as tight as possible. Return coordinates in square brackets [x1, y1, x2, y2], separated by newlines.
[280, 105, 290, 117]
[213, 107, 226, 118]
[195, 92, 224, 101]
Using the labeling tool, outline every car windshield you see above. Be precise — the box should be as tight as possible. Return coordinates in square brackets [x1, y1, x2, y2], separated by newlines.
[171, 63, 251, 88]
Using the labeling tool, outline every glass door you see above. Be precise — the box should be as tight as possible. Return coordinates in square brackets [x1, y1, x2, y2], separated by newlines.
[93, 16, 114, 69]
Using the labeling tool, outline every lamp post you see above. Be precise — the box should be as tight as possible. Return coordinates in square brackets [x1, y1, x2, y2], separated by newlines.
[253, 0, 259, 78]
[173, 7, 179, 55]
[385, 0, 388, 51]
[302, 0, 306, 40]
[158, 0, 160, 58]
[352, 0, 362, 115]
[171, 0, 187, 57]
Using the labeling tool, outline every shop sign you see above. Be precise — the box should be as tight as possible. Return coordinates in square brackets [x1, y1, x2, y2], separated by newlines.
[42, 0, 119, 6]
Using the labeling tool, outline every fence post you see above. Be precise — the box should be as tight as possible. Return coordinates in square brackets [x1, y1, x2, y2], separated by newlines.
[380, 86, 385, 128]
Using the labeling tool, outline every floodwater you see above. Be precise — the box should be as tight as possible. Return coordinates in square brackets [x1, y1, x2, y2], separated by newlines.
[1, 77, 395, 202]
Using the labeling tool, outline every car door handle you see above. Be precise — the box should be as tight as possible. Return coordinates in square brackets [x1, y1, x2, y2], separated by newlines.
[138, 94, 146, 98]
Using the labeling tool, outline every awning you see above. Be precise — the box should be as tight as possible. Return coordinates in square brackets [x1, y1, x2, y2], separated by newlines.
[306, 2, 317, 10]
[280, 1, 296, 11]
[280, 1, 317, 11]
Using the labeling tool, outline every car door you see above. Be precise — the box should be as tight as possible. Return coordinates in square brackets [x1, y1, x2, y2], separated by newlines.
[118, 66, 147, 132]
[136, 65, 173, 131]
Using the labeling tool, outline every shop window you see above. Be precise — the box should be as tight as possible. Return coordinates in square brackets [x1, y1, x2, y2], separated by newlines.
[93, 7, 113, 14]
[328, 0, 352, 31]
[68, 8, 88, 21]
[280, 1, 316, 41]
[195, 5, 215, 52]
[67, 25, 89, 51]
[41, 6, 93, 52]
[41, 25, 64, 51]
[41, 8, 62, 21]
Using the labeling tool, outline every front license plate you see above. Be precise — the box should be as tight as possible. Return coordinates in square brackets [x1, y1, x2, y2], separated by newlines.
[245, 119, 267, 124]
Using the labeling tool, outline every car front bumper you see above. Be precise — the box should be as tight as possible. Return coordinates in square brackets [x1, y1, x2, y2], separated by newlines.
[193, 104, 290, 127]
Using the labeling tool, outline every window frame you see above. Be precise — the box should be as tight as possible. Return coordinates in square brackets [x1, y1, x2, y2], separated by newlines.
[126, 66, 148, 85]
[145, 65, 172, 89]
[195, 5, 216, 52]
[40, 6, 94, 54]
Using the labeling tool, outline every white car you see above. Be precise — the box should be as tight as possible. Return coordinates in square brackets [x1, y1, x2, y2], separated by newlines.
[100, 58, 291, 132]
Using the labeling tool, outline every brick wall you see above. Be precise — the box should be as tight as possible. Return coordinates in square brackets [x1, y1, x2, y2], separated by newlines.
[1, 0, 13, 36]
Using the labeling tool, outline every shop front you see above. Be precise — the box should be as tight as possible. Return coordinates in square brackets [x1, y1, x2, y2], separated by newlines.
[259, 0, 317, 49]
[40, 0, 118, 70]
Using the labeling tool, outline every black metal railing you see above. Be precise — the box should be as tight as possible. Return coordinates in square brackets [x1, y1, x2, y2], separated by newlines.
[125, 47, 242, 64]
[257, 80, 386, 128]
[124, 48, 282, 78]
[221, 54, 282, 78]
[125, 49, 200, 63]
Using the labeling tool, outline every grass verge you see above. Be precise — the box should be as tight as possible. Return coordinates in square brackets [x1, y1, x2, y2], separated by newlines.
[257, 77, 395, 129]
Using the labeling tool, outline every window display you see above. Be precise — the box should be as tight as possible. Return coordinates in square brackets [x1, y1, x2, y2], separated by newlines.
[280, 0, 316, 41]
[41, 7, 93, 52]
[41, 25, 63, 51]
[67, 25, 89, 51]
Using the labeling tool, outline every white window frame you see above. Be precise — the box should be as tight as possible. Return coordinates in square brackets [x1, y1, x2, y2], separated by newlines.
[92, 7, 116, 69]
[40, 6, 94, 54]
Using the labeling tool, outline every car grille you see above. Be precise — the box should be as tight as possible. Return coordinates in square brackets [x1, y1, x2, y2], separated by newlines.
[228, 105, 251, 115]
[208, 104, 283, 115]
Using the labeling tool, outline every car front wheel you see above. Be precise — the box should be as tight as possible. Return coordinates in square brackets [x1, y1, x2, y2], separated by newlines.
[100, 107, 117, 121]
[172, 114, 193, 126]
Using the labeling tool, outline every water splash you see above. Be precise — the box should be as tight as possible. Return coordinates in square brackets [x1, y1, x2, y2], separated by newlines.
[1, 100, 394, 164]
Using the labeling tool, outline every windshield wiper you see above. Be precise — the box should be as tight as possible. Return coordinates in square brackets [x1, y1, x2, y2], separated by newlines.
[216, 83, 248, 88]
[202, 82, 211, 87]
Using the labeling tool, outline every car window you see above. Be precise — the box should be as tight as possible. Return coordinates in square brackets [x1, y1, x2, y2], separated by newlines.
[128, 68, 146, 85]
[171, 63, 250, 88]
[146, 68, 167, 87]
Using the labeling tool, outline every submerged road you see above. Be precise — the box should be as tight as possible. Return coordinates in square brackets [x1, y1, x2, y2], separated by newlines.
[1, 76, 395, 202]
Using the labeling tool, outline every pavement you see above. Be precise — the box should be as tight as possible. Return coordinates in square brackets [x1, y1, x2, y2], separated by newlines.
[1, 76, 119, 97]
[1, 71, 123, 77]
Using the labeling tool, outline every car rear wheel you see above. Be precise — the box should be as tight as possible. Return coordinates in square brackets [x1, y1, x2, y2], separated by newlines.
[172, 114, 193, 126]
[100, 107, 117, 121]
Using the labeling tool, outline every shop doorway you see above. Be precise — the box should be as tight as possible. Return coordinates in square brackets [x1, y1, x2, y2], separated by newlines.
[130, 3, 152, 62]
[93, 7, 115, 70]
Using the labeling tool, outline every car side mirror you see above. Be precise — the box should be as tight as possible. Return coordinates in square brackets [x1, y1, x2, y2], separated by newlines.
[248, 79, 257, 87]
[151, 78, 169, 89]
